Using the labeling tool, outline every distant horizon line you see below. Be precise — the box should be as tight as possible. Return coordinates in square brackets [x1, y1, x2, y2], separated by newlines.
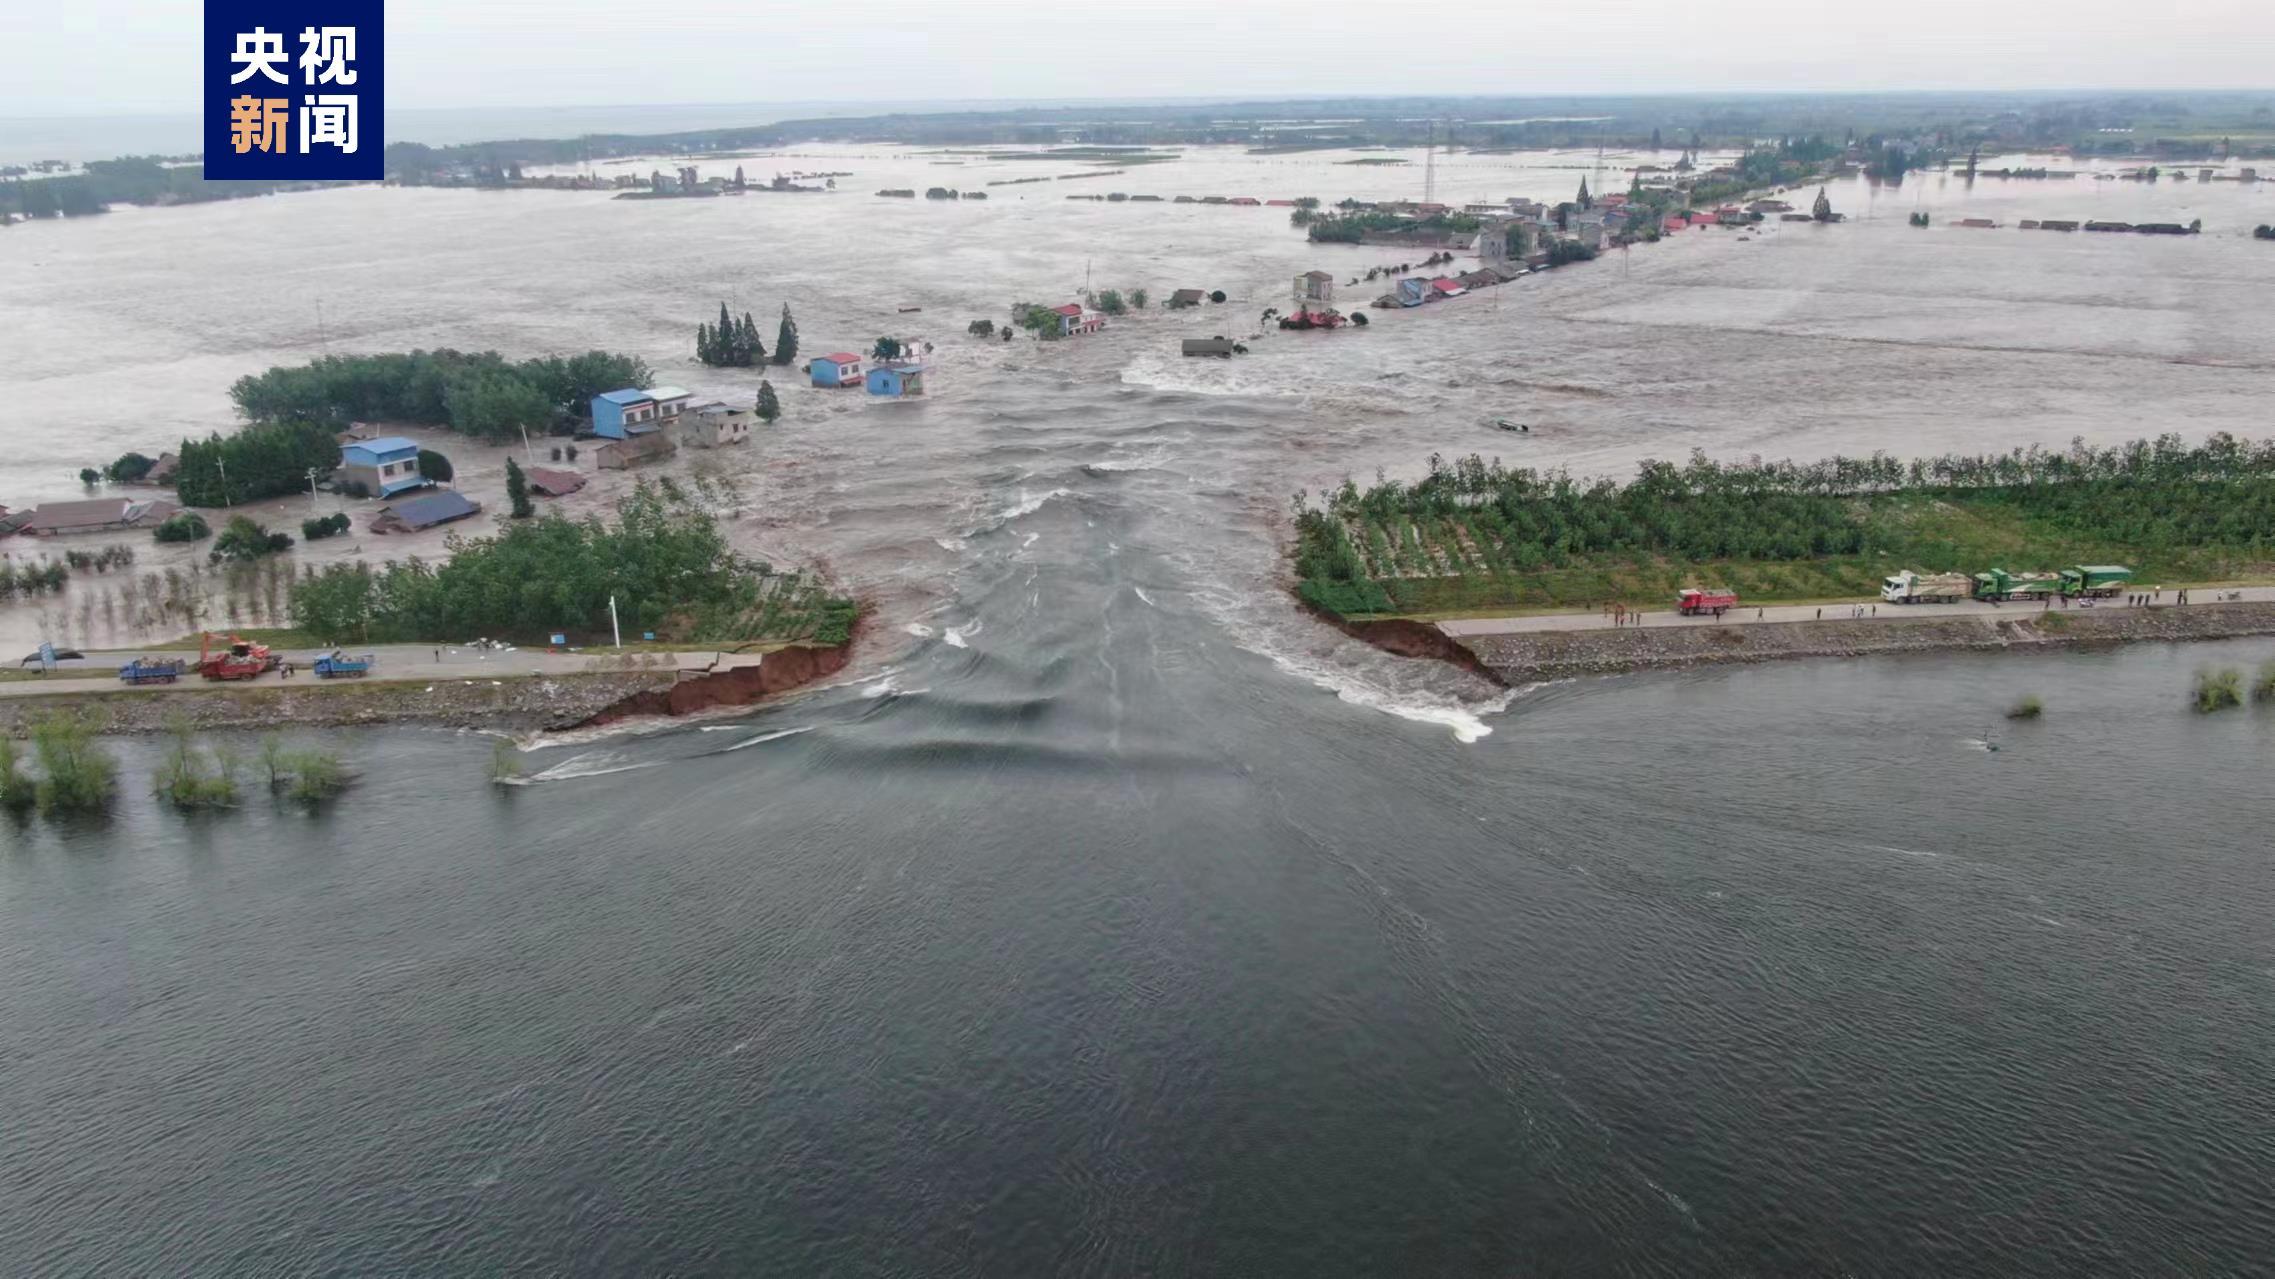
[10, 86, 2275, 123]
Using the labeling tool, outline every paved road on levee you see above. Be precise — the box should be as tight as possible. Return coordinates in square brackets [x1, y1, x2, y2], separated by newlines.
[1437, 585, 2275, 638]
[1, 643, 763, 699]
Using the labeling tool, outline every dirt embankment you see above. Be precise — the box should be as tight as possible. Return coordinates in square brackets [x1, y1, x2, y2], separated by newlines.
[0, 671, 682, 736]
[0, 641, 857, 737]
[570, 642, 851, 728]
[1433, 602, 2275, 685]
[1303, 606, 1508, 686]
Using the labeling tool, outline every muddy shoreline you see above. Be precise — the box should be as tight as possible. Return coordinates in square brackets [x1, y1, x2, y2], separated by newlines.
[0, 642, 855, 736]
[1336, 602, 2275, 685]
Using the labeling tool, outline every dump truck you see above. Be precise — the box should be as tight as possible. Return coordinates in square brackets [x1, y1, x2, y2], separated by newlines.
[2059, 564, 2133, 599]
[313, 651, 376, 679]
[1881, 570, 1971, 604]
[196, 632, 280, 681]
[117, 657, 184, 685]
[1972, 569, 2061, 602]
[1675, 587, 1739, 617]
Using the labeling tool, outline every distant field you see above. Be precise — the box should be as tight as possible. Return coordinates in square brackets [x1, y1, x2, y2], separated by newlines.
[1292, 440, 2275, 619]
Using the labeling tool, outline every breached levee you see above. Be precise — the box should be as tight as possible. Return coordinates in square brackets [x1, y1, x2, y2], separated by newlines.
[570, 642, 852, 728]
[1442, 603, 2275, 684]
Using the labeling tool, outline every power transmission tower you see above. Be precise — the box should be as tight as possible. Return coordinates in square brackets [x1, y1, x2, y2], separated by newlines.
[1422, 120, 1437, 206]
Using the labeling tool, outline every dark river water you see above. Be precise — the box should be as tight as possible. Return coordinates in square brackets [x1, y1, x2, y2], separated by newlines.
[6, 147, 2275, 1273]
[7, 508, 2275, 1273]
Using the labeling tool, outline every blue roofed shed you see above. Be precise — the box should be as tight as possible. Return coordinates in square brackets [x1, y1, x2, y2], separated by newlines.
[338, 436, 429, 498]
[865, 362, 927, 398]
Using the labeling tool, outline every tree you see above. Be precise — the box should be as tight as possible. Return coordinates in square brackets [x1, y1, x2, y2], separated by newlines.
[1651, 127, 1663, 150]
[419, 449, 454, 485]
[506, 456, 534, 518]
[874, 336, 903, 360]
[106, 452, 155, 482]
[153, 512, 210, 543]
[773, 304, 799, 366]
[1576, 177, 1592, 209]
[1812, 186, 1834, 222]
[443, 370, 550, 440]
[734, 165, 746, 188]
[78, 467, 101, 488]
[755, 380, 780, 423]
[210, 514, 292, 563]
[28, 708, 117, 815]
[1096, 289, 1127, 315]
[1130, 288, 1148, 309]
[968, 319, 995, 337]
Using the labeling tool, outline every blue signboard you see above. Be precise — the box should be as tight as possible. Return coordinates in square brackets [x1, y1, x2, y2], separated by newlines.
[203, 0, 384, 180]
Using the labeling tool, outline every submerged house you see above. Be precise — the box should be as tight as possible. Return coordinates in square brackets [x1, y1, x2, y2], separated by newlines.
[337, 436, 429, 499]
[682, 401, 752, 447]
[1395, 277, 1431, 307]
[371, 489, 481, 534]
[524, 467, 587, 497]
[1166, 288, 1207, 309]
[810, 353, 864, 387]
[865, 362, 927, 397]
[16, 497, 181, 537]
[1050, 303, 1106, 336]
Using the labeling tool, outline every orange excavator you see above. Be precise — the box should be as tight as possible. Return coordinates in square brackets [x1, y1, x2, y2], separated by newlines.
[197, 632, 281, 681]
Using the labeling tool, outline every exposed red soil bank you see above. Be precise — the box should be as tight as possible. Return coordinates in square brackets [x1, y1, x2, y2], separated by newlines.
[572, 642, 852, 728]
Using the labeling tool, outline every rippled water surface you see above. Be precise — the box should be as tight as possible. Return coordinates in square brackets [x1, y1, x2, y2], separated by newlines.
[4, 147, 2275, 1274]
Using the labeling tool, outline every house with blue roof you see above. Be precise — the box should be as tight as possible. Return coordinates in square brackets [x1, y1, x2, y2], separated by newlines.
[591, 386, 694, 439]
[865, 362, 926, 398]
[338, 437, 430, 498]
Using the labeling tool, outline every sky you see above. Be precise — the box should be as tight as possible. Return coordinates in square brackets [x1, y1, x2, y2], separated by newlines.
[6, 0, 2273, 117]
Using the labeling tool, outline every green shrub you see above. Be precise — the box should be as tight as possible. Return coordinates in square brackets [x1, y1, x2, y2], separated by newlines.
[29, 708, 117, 815]
[300, 512, 353, 540]
[489, 739, 522, 783]
[154, 512, 211, 543]
[285, 750, 348, 802]
[2253, 662, 2275, 704]
[152, 714, 238, 811]
[0, 737, 32, 813]
[2193, 668, 2243, 713]
[2005, 695, 2043, 720]
[210, 515, 292, 563]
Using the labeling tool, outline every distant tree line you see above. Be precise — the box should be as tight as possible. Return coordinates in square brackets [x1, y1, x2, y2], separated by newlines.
[228, 349, 653, 440]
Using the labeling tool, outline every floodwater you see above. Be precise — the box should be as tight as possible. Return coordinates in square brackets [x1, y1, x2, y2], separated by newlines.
[4, 146, 2275, 1273]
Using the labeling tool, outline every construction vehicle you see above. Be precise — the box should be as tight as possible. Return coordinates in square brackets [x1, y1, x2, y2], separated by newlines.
[197, 632, 280, 681]
[1881, 570, 1972, 604]
[313, 651, 376, 679]
[1972, 569, 2062, 602]
[116, 657, 185, 685]
[1676, 587, 1739, 617]
[2059, 565, 2133, 599]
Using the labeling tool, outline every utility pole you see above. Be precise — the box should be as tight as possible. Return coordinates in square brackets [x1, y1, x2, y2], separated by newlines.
[609, 594, 621, 650]
[518, 424, 534, 464]
[306, 466, 321, 510]
[217, 458, 231, 507]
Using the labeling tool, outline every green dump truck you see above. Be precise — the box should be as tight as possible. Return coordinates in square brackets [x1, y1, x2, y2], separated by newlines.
[2059, 564, 2133, 599]
[1973, 569, 2062, 601]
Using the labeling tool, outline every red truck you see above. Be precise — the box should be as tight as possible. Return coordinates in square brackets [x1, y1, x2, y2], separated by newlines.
[1676, 588, 1739, 617]
[197, 632, 281, 681]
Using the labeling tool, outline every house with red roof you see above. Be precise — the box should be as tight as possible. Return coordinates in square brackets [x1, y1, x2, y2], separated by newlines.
[810, 353, 864, 387]
[1429, 277, 1467, 298]
[1662, 215, 1689, 233]
[1050, 303, 1106, 337]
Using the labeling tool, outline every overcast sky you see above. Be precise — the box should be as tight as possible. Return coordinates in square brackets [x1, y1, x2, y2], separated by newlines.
[9, 0, 2273, 116]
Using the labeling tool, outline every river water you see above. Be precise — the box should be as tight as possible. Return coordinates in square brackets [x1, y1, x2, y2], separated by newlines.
[4, 147, 2275, 1273]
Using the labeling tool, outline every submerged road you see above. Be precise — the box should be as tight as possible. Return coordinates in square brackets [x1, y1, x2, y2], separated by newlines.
[0, 644, 764, 699]
[1436, 585, 2275, 638]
